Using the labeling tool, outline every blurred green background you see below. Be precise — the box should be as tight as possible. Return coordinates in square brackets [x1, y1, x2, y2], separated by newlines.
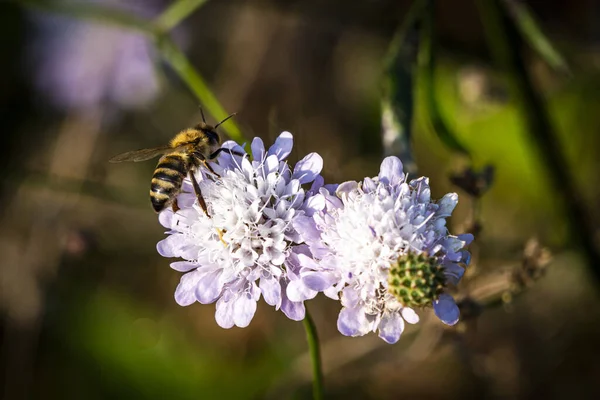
[1, 0, 599, 399]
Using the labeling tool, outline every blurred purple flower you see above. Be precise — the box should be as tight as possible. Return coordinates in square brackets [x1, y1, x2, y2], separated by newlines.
[157, 132, 326, 328]
[294, 156, 473, 344]
[28, 0, 161, 111]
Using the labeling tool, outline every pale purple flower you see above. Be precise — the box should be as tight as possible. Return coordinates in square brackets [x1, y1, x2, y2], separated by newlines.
[157, 132, 325, 328]
[28, 0, 161, 111]
[294, 156, 473, 344]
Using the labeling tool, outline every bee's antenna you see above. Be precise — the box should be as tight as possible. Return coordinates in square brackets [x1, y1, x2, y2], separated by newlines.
[214, 112, 238, 129]
[198, 105, 206, 123]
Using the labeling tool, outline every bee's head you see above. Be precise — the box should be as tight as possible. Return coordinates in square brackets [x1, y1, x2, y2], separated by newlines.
[194, 122, 221, 145]
[194, 109, 237, 144]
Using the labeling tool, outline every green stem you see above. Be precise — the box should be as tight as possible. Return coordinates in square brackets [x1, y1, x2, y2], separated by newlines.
[383, 0, 427, 70]
[476, 0, 600, 284]
[17, 0, 245, 143]
[380, 0, 427, 173]
[154, 0, 208, 33]
[155, 37, 244, 143]
[303, 309, 323, 400]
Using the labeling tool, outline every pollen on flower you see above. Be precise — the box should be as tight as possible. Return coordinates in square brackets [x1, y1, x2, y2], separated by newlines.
[387, 252, 447, 308]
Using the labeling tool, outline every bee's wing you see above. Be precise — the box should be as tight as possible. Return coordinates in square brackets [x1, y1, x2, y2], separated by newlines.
[109, 145, 172, 163]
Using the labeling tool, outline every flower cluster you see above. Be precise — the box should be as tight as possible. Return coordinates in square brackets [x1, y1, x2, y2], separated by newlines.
[157, 133, 473, 343]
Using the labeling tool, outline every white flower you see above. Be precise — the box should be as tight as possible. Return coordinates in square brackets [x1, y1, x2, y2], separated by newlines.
[157, 132, 325, 328]
[294, 156, 473, 343]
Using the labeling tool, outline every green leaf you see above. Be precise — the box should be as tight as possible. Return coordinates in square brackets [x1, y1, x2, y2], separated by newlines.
[419, 0, 471, 157]
[501, 0, 570, 75]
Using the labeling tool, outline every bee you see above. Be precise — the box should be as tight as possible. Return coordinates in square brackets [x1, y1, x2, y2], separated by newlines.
[109, 109, 241, 215]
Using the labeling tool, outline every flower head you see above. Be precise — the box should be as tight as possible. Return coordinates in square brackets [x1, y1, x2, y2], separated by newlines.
[157, 132, 325, 328]
[294, 156, 473, 343]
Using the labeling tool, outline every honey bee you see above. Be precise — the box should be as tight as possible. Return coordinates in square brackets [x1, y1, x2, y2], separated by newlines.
[109, 109, 241, 215]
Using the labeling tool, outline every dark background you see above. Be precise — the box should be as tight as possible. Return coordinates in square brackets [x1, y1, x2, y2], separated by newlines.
[1, 0, 599, 399]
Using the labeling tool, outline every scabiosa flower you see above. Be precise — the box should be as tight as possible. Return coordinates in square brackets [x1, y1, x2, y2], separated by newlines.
[294, 156, 473, 344]
[28, 0, 161, 111]
[157, 132, 326, 328]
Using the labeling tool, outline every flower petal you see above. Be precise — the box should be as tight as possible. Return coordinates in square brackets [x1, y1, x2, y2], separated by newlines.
[251, 136, 265, 161]
[301, 271, 338, 292]
[377, 312, 405, 344]
[443, 263, 465, 286]
[304, 193, 325, 215]
[433, 293, 460, 325]
[437, 193, 459, 217]
[324, 286, 340, 300]
[336, 181, 358, 198]
[170, 261, 198, 272]
[260, 276, 282, 308]
[362, 177, 376, 193]
[292, 152, 323, 184]
[232, 293, 257, 328]
[280, 292, 305, 321]
[400, 307, 419, 324]
[286, 278, 317, 302]
[378, 156, 404, 186]
[174, 270, 202, 306]
[215, 297, 235, 329]
[293, 215, 321, 243]
[156, 234, 182, 257]
[458, 233, 474, 246]
[195, 270, 224, 304]
[267, 131, 293, 160]
[337, 306, 370, 337]
[309, 175, 324, 192]
[158, 209, 173, 228]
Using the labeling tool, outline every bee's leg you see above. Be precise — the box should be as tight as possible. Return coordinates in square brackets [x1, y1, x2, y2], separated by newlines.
[208, 147, 246, 160]
[171, 198, 180, 213]
[200, 159, 218, 176]
[188, 170, 227, 246]
[188, 170, 209, 216]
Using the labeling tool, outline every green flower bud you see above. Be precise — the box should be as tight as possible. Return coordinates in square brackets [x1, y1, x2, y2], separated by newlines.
[387, 252, 446, 308]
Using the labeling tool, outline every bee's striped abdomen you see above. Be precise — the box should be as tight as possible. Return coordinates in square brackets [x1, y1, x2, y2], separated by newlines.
[150, 154, 188, 212]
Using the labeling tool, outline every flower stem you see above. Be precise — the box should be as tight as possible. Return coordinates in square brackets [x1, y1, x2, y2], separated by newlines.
[17, 0, 245, 143]
[155, 37, 244, 143]
[381, 0, 427, 174]
[303, 308, 323, 400]
[154, 0, 209, 33]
